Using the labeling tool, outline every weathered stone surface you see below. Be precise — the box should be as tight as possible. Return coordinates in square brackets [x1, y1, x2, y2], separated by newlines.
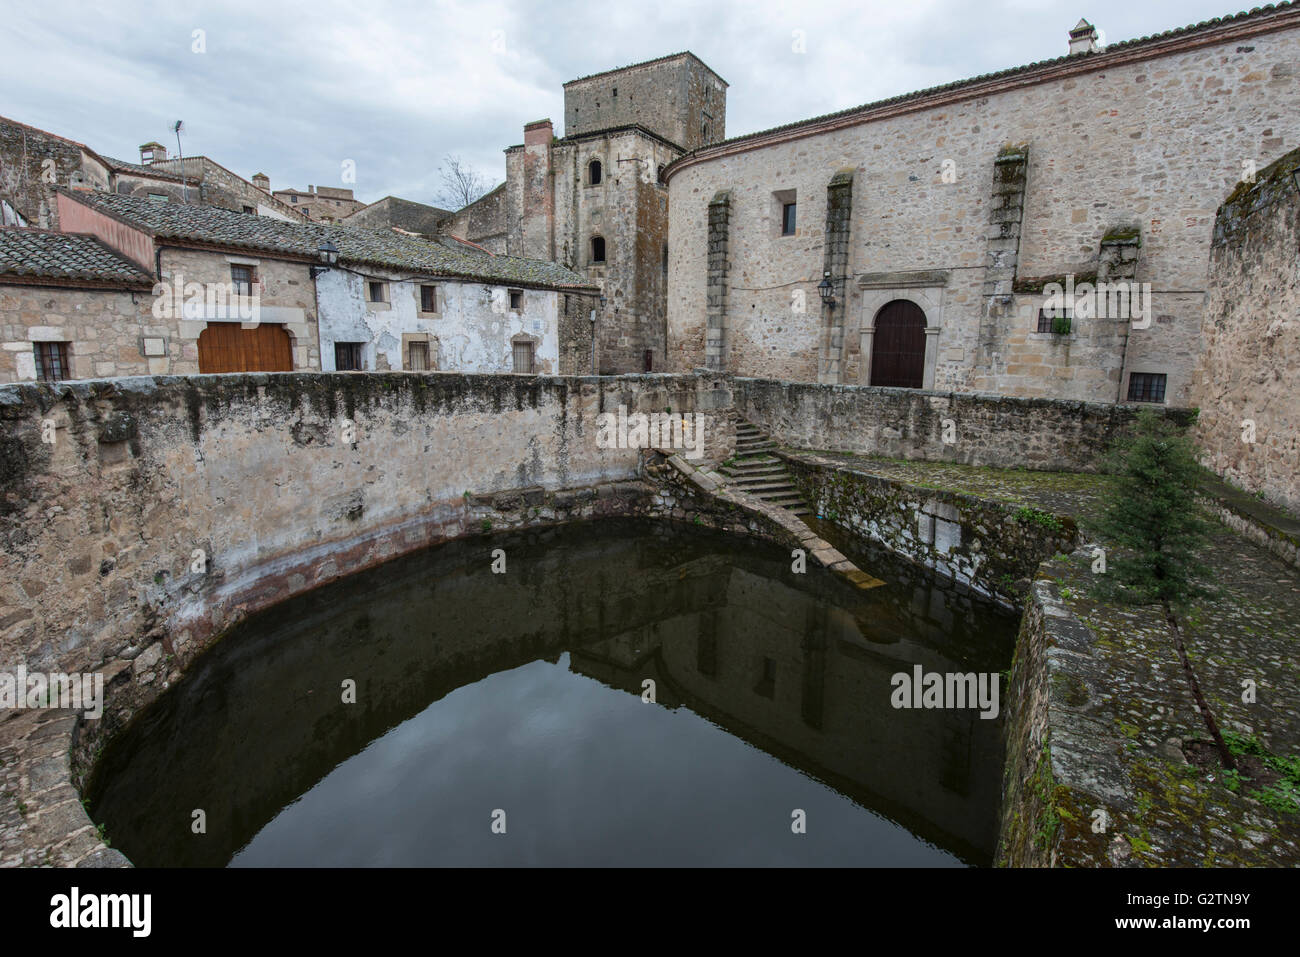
[1191, 146, 1300, 516]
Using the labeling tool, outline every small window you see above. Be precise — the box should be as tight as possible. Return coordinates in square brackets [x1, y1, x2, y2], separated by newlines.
[34, 342, 70, 382]
[368, 281, 387, 303]
[1037, 307, 1072, 334]
[420, 285, 438, 313]
[643, 350, 653, 372]
[335, 342, 364, 371]
[657, 164, 666, 185]
[147, 193, 168, 202]
[612, 87, 618, 97]
[662, 243, 668, 276]
[290, 195, 298, 203]
[408, 341, 430, 371]
[512, 340, 535, 374]
[231, 264, 255, 295]
[509, 289, 523, 311]
[242, 205, 255, 214]
[1127, 372, 1167, 403]
[591, 236, 606, 264]
[588, 160, 602, 185]
[781, 202, 797, 236]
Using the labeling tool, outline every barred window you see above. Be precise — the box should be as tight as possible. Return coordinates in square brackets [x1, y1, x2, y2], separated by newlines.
[1037, 307, 1072, 334]
[231, 264, 255, 295]
[420, 285, 438, 312]
[408, 341, 429, 371]
[1127, 372, 1167, 403]
[512, 340, 535, 374]
[34, 342, 70, 382]
[334, 342, 364, 371]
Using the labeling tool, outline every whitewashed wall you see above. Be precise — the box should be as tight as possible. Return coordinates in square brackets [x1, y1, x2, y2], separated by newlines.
[316, 267, 559, 373]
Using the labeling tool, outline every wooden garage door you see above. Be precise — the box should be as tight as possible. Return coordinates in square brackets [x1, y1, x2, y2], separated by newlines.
[870, 300, 927, 388]
[197, 323, 293, 373]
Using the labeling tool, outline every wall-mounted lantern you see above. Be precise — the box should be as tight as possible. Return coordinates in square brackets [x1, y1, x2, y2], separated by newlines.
[310, 240, 339, 279]
[817, 270, 835, 308]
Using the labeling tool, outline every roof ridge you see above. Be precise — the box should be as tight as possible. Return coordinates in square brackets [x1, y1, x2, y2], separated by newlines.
[563, 50, 728, 88]
[667, 1, 1299, 168]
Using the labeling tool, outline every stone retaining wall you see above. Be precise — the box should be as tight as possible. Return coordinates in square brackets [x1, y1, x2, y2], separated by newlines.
[1, 370, 741, 866]
[781, 451, 1078, 604]
[735, 376, 1193, 471]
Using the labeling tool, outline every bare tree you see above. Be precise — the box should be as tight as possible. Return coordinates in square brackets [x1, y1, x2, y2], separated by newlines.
[434, 155, 489, 210]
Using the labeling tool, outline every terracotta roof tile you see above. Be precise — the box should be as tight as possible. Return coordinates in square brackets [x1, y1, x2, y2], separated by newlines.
[57, 189, 597, 291]
[0, 228, 153, 285]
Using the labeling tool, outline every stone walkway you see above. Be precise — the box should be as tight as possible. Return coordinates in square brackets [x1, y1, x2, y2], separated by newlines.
[791, 451, 1300, 866]
[0, 708, 126, 867]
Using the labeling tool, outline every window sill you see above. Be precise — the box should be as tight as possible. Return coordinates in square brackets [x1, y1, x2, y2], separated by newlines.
[417, 311, 440, 319]
[367, 301, 392, 311]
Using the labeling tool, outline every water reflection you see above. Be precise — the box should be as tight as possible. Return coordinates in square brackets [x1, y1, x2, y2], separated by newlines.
[88, 519, 1016, 867]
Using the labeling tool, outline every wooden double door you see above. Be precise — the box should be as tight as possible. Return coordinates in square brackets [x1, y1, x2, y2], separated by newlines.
[869, 300, 927, 389]
[197, 323, 293, 373]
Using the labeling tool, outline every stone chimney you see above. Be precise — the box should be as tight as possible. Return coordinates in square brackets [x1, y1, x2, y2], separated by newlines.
[139, 141, 167, 165]
[252, 172, 270, 192]
[1069, 18, 1100, 55]
[524, 119, 553, 147]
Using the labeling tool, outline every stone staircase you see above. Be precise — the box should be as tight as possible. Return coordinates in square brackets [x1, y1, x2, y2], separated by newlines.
[719, 415, 811, 516]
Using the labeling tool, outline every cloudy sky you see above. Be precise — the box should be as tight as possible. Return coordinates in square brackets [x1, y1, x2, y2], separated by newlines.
[3, 0, 1243, 209]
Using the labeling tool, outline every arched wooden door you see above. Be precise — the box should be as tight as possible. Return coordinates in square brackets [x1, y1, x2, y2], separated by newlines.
[870, 300, 927, 388]
[197, 323, 293, 373]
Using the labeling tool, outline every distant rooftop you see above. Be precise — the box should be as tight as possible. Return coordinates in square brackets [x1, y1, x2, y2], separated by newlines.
[57, 189, 596, 291]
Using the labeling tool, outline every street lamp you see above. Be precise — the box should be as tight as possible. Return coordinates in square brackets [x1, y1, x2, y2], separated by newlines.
[310, 240, 339, 278]
[817, 270, 835, 308]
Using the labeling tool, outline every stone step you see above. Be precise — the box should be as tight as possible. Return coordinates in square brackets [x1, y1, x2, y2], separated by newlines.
[735, 440, 777, 453]
[737, 481, 798, 494]
[763, 495, 808, 508]
[727, 466, 789, 480]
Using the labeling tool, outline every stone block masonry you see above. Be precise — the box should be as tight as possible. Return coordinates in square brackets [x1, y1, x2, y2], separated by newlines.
[818, 170, 854, 383]
[666, 7, 1300, 404]
[705, 191, 732, 371]
[1191, 146, 1300, 516]
[735, 376, 1195, 471]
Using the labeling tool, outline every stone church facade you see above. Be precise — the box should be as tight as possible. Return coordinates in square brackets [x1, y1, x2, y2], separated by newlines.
[664, 6, 1300, 406]
[454, 52, 728, 373]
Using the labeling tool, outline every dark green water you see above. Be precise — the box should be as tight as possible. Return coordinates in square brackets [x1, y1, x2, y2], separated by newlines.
[87, 518, 1018, 867]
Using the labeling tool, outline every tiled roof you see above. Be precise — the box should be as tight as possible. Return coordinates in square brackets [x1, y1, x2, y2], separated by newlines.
[56, 189, 597, 290]
[100, 156, 192, 183]
[0, 228, 153, 286]
[670, 2, 1298, 162]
